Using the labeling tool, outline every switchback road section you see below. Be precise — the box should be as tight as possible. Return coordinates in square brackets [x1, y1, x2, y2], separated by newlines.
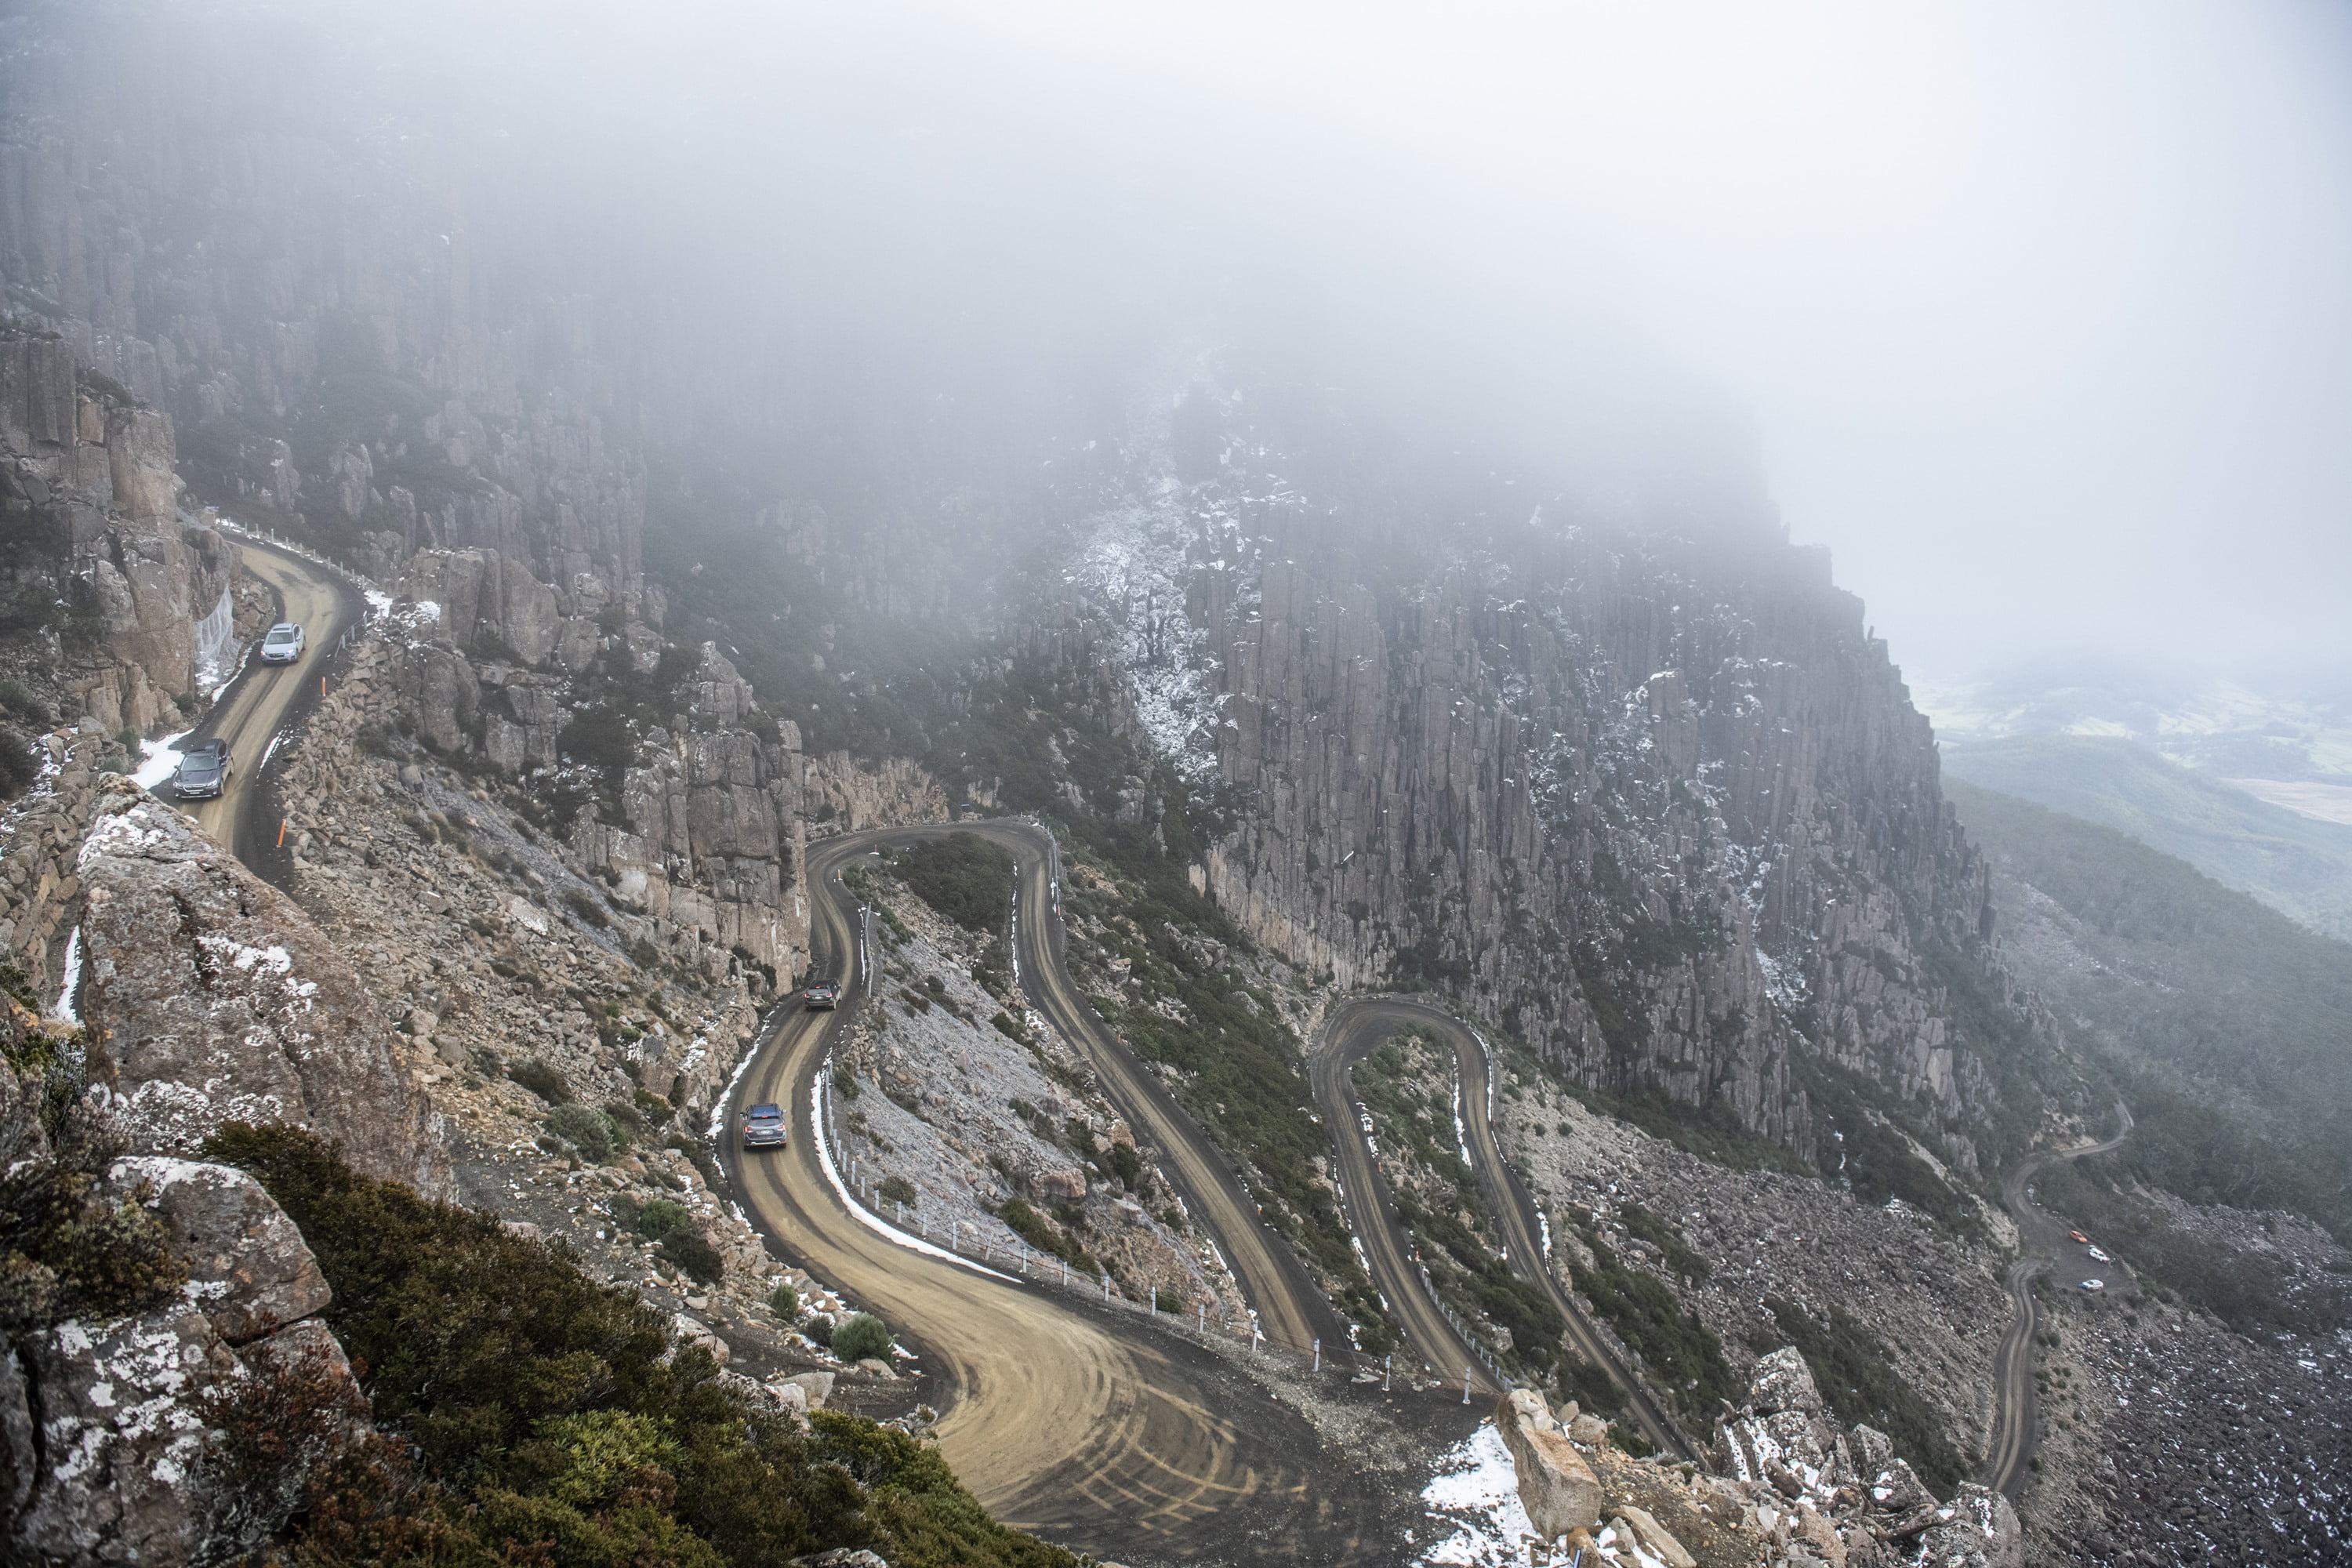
[1984, 1101, 2136, 1498]
[1309, 996, 1697, 1461]
[172, 535, 364, 877]
[722, 824, 1385, 1560]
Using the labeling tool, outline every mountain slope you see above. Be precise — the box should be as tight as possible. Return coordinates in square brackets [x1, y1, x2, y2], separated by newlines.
[1950, 774, 2352, 1250]
[1942, 735, 2352, 940]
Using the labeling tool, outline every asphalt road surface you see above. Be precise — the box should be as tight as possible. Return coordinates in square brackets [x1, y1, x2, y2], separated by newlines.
[169, 538, 361, 869]
[723, 825, 1386, 1559]
[1308, 997, 1696, 1460]
[1984, 1100, 2136, 1498]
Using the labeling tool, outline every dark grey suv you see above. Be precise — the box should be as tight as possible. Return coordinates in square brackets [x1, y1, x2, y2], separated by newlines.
[741, 1102, 787, 1151]
[172, 739, 232, 800]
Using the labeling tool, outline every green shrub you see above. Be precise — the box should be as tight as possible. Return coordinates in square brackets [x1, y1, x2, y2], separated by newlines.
[891, 833, 1015, 932]
[563, 888, 611, 928]
[829, 1312, 894, 1363]
[1570, 1221, 1738, 1418]
[632, 1197, 695, 1240]
[509, 1058, 572, 1104]
[201, 1123, 1076, 1566]
[877, 1175, 916, 1208]
[770, 1282, 800, 1319]
[546, 1104, 616, 1161]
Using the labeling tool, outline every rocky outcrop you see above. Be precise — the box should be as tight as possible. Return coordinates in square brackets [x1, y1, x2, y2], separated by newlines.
[73, 779, 451, 1196]
[1496, 1388, 1604, 1537]
[1709, 1346, 2023, 1568]
[102, 1157, 331, 1345]
[397, 547, 561, 666]
[2, 1150, 367, 1568]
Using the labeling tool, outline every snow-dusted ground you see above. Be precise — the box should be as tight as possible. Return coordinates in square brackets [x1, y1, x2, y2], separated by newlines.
[1417, 1422, 1535, 1566]
[132, 731, 190, 791]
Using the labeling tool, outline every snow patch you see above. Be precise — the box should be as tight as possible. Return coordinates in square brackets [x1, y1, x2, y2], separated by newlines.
[132, 731, 191, 791]
[53, 926, 82, 1024]
[1418, 1421, 1537, 1566]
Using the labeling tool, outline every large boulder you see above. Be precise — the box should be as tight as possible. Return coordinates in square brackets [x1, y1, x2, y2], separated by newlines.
[74, 786, 452, 1197]
[1495, 1388, 1603, 1540]
[13, 1307, 236, 1564]
[1750, 1345, 1826, 1415]
[103, 1156, 331, 1345]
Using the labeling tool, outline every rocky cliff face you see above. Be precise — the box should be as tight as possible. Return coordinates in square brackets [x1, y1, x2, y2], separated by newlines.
[67, 776, 452, 1196]
[0, 13, 647, 613]
[1, 328, 247, 744]
[1057, 391, 2053, 1169]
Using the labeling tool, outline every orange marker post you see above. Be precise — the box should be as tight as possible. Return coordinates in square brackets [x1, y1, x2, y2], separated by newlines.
[276, 818, 288, 848]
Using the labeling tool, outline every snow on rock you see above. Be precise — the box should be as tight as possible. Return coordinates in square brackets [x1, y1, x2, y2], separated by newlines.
[1417, 1421, 1539, 1566]
[1069, 491, 1225, 781]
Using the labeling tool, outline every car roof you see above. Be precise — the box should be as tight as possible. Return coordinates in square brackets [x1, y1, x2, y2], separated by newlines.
[746, 1102, 782, 1116]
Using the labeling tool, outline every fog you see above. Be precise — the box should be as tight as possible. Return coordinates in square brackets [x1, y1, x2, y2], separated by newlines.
[357, 1, 2352, 688]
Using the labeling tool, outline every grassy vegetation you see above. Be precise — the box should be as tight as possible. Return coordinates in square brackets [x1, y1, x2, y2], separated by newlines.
[1354, 1032, 1559, 1376]
[1566, 1218, 1737, 1421]
[887, 834, 1015, 933]
[205, 1124, 1075, 1567]
[1763, 1297, 1969, 1494]
[1058, 826, 1396, 1352]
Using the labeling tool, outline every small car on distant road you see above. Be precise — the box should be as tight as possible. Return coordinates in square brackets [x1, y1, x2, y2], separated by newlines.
[172, 739, 232, 800]
[2086, 1246, 2111, 1263]
[741, 1102, 787, 1151]
[802, 981, 840, 1010]
[2067, 1229, 2090, 1244]
[2080, 1279, 2104, 1291]
[260, 622, 306, 663]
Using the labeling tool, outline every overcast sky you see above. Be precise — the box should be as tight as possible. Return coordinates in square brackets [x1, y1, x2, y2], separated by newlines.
[430, 0, 2352, 691]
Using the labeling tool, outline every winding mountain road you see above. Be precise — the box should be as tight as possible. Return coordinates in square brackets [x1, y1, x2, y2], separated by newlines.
[1984, 1100, 2136, 1498]
[721, 824, 1378, 1559]
[1308, 997, 1696, 1460]
[170, 535, 362, 873]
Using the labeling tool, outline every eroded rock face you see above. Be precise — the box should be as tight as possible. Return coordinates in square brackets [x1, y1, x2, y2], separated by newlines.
[74, 783, 451, 1197]
[102, 1157, 331, 1345]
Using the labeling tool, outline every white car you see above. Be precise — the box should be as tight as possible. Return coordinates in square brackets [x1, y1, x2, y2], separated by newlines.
[260, 622, 306, 663]
[2086, 1246, 2111, 1263]
[2080, 1279, 2105, 1291]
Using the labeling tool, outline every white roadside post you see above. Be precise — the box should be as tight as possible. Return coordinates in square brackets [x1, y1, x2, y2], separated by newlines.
[1463, 1366, 1474, 1404]
[1312, 1338, 1320, 1372]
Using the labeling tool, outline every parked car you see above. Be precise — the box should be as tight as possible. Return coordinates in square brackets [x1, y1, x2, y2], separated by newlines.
[741, 1102, 787, 1151]
[260, 622, 306, 663]
[2080, 1279, 2105, 1291]
[802, 981, 840, 1010]
[172, 739, 232, 800]
[2067, 1229, 2090, 1244]
[2086, 1246, 2111, 1263]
